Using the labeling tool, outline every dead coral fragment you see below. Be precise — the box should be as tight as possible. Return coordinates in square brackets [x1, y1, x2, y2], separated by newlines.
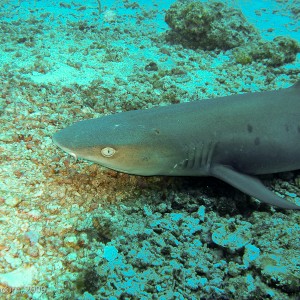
[233, 36, 300, 66]
[165, 1, 260, 50]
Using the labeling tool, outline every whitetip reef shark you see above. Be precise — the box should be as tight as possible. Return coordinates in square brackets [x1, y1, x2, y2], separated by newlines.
[53, 81, 300, 209]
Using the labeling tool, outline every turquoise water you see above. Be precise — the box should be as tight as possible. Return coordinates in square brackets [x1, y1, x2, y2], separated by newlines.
[0, 1, 299, 299]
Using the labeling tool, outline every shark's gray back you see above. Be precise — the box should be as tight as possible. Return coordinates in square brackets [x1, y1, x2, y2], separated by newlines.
[140, 81, 300, 175]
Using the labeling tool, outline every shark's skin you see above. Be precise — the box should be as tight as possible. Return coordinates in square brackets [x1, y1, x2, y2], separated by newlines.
[53, 81, 300, 209]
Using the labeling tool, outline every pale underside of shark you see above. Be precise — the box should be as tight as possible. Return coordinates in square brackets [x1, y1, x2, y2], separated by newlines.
[53, 81, 300, 209]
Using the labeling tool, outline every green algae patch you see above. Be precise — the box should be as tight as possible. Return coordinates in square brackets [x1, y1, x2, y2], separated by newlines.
[257, 251, 300, 293]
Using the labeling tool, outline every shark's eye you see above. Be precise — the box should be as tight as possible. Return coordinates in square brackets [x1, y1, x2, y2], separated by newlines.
[101, 147, 116, 157]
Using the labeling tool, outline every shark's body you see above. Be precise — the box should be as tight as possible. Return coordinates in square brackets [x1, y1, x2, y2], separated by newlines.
[54, 81, 300, 209]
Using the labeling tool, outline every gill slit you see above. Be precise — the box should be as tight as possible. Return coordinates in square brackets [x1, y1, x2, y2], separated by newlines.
[185, 141, 217, 171]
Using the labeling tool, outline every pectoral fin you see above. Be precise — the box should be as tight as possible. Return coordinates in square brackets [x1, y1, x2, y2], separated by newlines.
[210, 165, 300, 210]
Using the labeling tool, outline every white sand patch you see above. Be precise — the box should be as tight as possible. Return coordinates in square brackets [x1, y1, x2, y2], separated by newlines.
[0, 266, 37, 288]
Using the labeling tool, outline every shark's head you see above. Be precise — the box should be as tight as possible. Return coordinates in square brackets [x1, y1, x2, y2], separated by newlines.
[53, 111, 177, 176]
